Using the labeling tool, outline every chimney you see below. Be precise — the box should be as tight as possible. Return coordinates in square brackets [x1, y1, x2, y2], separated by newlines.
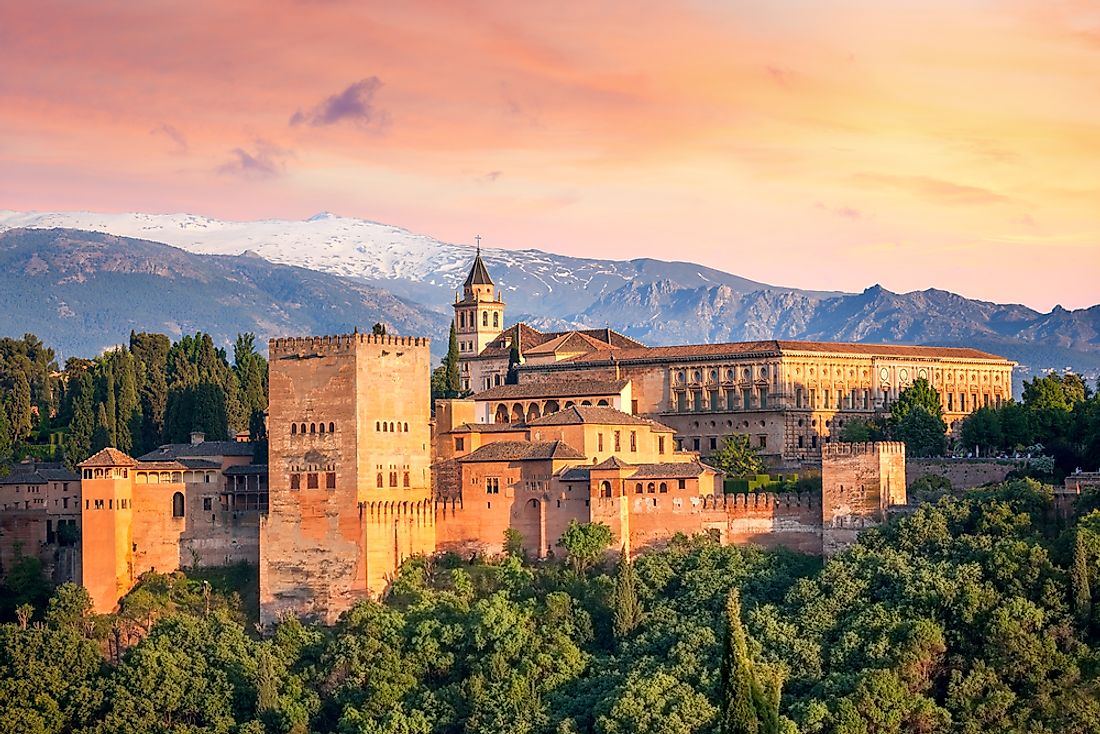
[190, 431, 205, 446]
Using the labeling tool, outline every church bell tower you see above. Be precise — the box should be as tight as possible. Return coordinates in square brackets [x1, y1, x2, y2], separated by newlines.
[453, 237, 505, 391]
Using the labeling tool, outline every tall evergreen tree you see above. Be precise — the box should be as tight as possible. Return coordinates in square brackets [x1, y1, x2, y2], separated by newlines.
[65, 371, 96, 466]
[506, 339, 522, 385]
[116, 352, 141, 455]
[9, 372, 33, 443]
[444, 321, 461, 397]
[721, 590, 760, 734]
[91, 403, 112, 453]
[131, 332, 170, 450]
[1073, 530, 1093, 628]
[612, 552, 642, 641]
[0, 401, 12, 457]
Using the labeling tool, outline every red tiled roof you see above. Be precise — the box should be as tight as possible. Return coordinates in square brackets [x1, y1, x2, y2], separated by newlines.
[527, 405, 675, 431]
[473, 323, 644, 360]
[629, 461, 712, 479]
[79, 447, 136, 467]
[457, 440, 586, 463]
[555, 339, 1009, 365]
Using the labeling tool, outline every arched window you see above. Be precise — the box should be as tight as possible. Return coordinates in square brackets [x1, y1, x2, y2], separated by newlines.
[403, 422, 409, 432]
[319, 422, 325, 434]
[493, 312, 499, 328]
[600, 481, 613, 498]
[310, 423, 316, 434]
[376, 421, 381, 431]
[647, 482, 655, 494]
[390, 422, 395, 432]
[172, 492, 185, 518]
[659, 482, 668, 493]
[377, 473, 384, 488]
[390, 472, 398, 488]
[300, 423, 306, 435]
[459, 312, 465, 328]
[383, 422, 388, 432]
[291, 424, 297, 435]
[329, 422, 335, 433]
[635, 483, 643, 494]
[482, 311, 488, 326]
[403, 472, 410, 487]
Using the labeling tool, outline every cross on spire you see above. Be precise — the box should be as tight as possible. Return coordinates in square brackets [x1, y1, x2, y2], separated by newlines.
[475, 234, 481, 254]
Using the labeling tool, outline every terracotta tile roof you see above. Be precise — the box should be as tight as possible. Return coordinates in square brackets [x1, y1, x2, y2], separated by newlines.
[527, 405, 675, 431]
[592, 456, 632, 470]
[471, 379, 628, 401]
[176, 458, 224, 470]
[474, 323, 645, 360]
[525, 331, 612, 356]
[134, 460, 189, 471]
[555, 339, 1009, 365]
[138, 441, 254, 461]
[452, 422, 529, 433]
[629, 461, 712, 479]
[224, 464, 268, 476]
[0, 461, 78, 485]
[458, 440, 586, 463]
[559, 466, 591, 482]
[80, 447, 137, 467]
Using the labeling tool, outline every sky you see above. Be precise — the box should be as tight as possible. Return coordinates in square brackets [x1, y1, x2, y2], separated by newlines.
[1, 0, 1098, 311]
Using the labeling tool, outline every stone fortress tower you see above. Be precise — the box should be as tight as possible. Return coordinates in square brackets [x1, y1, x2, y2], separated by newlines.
[259, 332, 434, 625]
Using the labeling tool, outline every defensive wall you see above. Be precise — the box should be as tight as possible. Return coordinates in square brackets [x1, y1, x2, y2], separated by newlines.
[906, 458, 1017, 490]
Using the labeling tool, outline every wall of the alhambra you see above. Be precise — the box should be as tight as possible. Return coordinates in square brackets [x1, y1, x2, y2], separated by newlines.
[179, 478, 260, 568]
[820, 442, 904, 557]
[354, 337, 435, 601]
[0, 511, 46, 577]
[261, 339, 362, 625]
[906, 459, 1015, 490]
[131, 482, 185, 577]
[624, 492, 822, 555]
[80, 476, 134, 614]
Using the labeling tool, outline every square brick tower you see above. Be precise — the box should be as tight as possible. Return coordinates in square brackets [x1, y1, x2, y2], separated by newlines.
[260, 332, 434, 625]
[820, 441, 906, 556]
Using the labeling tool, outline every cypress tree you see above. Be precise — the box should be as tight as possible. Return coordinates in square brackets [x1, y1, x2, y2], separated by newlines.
[10, 373, 33, 443]
[116, 352, 141, 454]
[65, 371, 96, 467]
[91, 403, 112, 452]
[131, 332, 170, 450]
[0, 401, 12, 457]
[612, 551, 642, 641]
[1073, 530, 1093, 628]
[721, 590, 759, 734]
[99, 361, 117, 447]
[506, 340, 521, 385]
[444, 320, 461, 397]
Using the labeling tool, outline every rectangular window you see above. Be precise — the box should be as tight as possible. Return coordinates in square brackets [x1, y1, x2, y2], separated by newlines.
[629, 431, 637, 452]
[959, 393, 966, 412]
[692, 438, 701, 451]
[727, 390, 737, 410]
[824, 390, 831, 410]
[809, 389, 816, 408]
[676, 392, 687, 412]
[759, 387, 768, 410]
[658, 436, 665, 454]
[972, 394, 978, 412]
[290, 473, 301, 490]
[863, 390, 870, 410]
[307, 473, 319, 489]
[108, 499, 113, 510]
[709, 437, 717, 450]
[797, 435, 804, 448]
[486, 477, 500, 494]
[614, 431, 621, 451]
[795, 387, 803, 409]
[94, 499, 104, 509]
[708, 389, 720, 410]
[742, 389, 751, 410]
[598, 433, 604, 452]
[62, 497, 68, 509]
[455, 437, 465, 451]
[758, 435, 767, 449]
[693, 390, 704, 412]
[203, 497, 213, 511]
[678, 479, 686, 490]
[326, 472, 336, 489]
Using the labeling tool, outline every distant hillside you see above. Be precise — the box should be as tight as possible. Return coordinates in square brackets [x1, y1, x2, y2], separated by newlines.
[0, 228, 448, 359]
[0, 212, 1097, 384]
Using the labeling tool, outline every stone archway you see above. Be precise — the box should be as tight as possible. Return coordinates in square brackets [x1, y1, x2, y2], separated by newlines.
[495, 404, 509, 424]
[526, 403, 541, 422]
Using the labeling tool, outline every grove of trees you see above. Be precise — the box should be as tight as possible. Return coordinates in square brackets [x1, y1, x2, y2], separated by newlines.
[3, 479, 1100, 733]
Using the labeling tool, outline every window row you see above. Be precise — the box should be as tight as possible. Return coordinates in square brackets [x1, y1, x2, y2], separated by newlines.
[291, 422, 335, 436]
[376, 421, 410, 433]
[674, 387, 770, 413]
[85, 498, 132, 510]
[458, 310, 500, 329]
[377, 471, 411, 488]
[290, 472, 337, 490]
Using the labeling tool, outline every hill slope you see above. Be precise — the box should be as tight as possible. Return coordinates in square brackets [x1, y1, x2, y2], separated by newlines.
[0, 228, 447, 359]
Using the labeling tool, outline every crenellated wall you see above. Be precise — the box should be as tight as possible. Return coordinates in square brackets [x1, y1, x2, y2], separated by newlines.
[821, 442, 906, 557]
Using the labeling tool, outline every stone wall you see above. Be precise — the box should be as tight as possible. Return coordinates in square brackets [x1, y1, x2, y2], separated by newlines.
[261, 333, 434, 625]
[906, 459, 1016, 490]
[821, 442, 905, 557]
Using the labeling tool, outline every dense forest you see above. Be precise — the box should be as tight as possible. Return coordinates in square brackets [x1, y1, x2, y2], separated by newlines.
[2, 479, 1099, 733]
[0, 331, 268, 466]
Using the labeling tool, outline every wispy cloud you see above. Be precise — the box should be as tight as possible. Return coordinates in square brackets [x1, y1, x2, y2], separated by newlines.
[290, 77, 387, 129]
[217, 140, 291, 180]
[150, 123, 188, 154]
[852, 173, 1010, 205]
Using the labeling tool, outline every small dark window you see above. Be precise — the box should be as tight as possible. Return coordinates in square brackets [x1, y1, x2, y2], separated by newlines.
[307, 473, 319, 489]
[329, 422, 335, 433]
[455, 437, 465, 451]
[310, 423, 316, 434]
[290, 474, 301, 490]
[300, 423, 306, 435]
[291, 424, 297, 435]
[203, 497, 213, 511]
[326, 472, 336, 489]
[377, 473, 384, 488]
[635, 483, 643, 494]
[403, 472, 410, 487]
[678, 479, 686, 490]
[647, 482, 655, 494]
[319, 422, 325, 434]
[404, 422, 409, 432]
[383, 422, 388, 432]
[172, 491, 185, 517]
[659, 482, 668, 493]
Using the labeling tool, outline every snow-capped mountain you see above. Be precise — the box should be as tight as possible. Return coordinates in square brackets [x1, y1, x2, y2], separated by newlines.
[0, 210, 809, 319]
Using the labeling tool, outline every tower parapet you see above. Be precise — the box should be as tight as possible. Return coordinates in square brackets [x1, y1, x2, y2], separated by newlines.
[821, 441, 906, 556]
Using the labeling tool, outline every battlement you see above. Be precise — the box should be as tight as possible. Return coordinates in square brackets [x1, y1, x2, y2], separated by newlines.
[822, 441, 905, 458]
[269, 333, 431, 355]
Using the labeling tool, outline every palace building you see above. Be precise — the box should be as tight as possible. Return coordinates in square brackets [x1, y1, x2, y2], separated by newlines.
[454, 255, 1016, 462]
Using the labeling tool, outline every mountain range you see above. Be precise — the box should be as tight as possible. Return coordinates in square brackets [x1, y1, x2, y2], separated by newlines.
[0, 210, 1097, 384]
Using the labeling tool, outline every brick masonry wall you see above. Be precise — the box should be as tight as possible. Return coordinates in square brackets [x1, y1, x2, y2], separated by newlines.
[907, 459, 1016, 490]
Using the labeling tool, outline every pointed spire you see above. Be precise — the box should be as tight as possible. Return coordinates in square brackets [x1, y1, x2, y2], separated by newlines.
[464, 237, 494, 287]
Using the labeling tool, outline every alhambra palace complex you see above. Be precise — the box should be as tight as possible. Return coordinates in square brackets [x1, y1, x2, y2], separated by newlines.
[1, 253, 1030, 624]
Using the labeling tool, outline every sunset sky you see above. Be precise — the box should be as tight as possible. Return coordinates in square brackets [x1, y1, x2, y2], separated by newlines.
[1, 0, 1098, 311]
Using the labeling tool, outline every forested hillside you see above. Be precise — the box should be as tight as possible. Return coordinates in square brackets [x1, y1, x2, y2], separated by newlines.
[2, 480, 1099, 733]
